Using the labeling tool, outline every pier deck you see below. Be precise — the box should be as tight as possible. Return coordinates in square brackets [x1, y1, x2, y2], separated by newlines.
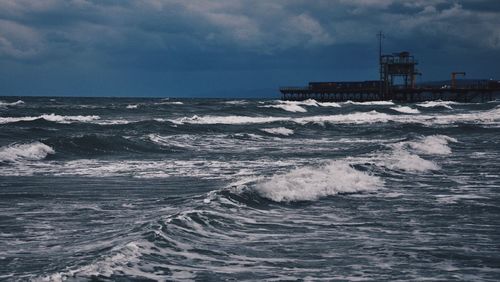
[279, 86, 498, 103]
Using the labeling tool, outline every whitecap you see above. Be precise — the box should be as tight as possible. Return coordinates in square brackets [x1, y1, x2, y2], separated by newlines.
[278, 99, 319, 107]
[345, 100, 395, 106]
[169, 107, 500, 126]
[156, 101, 183, 105]
[261, 104, 307, 113]
[390, 106, 420, 114]
[0, 114, 100, 124]
[170, 115, 289, 125]
[318, 102, 341, 108]
[260, 127, 294, 136]
[416, 100, 458, 109]
[405, 135, 458, 155]
[0, 142, 55, 163]
[254, 161, 383, 202]
[383, 149, 439, 172]
[0, 100, 24, 107]
[224, 100, 249, 105]
[126, 104, 138, 109]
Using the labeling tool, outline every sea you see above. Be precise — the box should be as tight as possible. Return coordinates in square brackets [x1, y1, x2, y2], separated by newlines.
[1, 96, 499, 281]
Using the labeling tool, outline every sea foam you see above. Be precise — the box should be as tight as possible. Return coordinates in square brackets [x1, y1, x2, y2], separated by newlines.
[416, 100, 458, 109]
[254, 161, 382, 202]
[0, 142, 55, 162]
[384, 149, 440, 172]
[261, 104, 307, 113]
[0, 114, 100, 124]
[345, 100, 395, 106]
[390, 106, 420, 114]
[0, 100, 24, 107]
[405, 135, 458, 155]
[260, 127, 294, 136]
[169, 107, 500, 126]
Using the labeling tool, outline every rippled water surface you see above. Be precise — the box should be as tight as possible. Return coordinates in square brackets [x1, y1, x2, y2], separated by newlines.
[1, 97, 500, 281]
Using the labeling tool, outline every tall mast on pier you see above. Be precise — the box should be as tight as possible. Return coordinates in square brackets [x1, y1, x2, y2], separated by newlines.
[377, 31, 385, 95]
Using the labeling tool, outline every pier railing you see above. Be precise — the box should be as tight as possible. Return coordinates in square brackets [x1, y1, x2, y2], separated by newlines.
[279, 87, 310, 92]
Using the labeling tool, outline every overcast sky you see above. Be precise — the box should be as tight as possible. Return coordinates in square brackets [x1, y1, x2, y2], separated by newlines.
[0, 0, 499, 97]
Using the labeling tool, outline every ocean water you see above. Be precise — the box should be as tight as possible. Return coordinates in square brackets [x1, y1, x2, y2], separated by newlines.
[1, 97, 499, 281]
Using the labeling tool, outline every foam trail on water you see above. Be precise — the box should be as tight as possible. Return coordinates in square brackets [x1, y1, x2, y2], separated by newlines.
[0, 142, 55, 163]
[390, 106, 420, 114]
[254, 161, 383, 202]
[260, 127, 294, 136]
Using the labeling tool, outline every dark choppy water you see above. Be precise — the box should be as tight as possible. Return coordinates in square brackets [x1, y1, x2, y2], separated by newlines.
[1, 97, 500, 281]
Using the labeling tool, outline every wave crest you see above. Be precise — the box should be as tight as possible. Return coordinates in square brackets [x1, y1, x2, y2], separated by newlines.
[390, 106, 420, 114]
[0, 100, 24, 107]
[384, 149, 440, 172]
[254, 161, 382, 202]
[405, 135, 457, 155]
[260, 127, 294, 136]
[0, 114, 100, 124]
[416, 100, 458, 109]
[0, 142, 55, 163]
[261, 104, 307, 113]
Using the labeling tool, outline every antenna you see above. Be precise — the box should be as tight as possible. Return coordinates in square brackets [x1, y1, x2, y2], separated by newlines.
[377, 31, 385, 95]
[377, 31, 384, 79]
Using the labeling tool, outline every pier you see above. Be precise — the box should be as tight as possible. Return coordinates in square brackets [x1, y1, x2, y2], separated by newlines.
[280, 32, 500, 103]
[280, 83, 498, 103]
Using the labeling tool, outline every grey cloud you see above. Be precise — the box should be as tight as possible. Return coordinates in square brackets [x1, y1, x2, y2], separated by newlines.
[1, 0, 499, 63]
[0, 0, 499, 97]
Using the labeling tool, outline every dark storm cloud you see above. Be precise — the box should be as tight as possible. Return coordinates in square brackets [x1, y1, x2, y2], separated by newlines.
[0, 0, 499, 96]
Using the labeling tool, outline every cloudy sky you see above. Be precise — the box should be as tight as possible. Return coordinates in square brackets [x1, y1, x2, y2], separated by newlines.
[0, 0, 499, 97]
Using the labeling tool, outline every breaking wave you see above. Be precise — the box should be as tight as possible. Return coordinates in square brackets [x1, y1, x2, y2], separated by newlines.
[0, 142, 54, 163]
[0, 114, 100, 124]
[156, 101, 184, 105]
[260, 127, 294, 136]
[374, 135, 457, 172]
[404, 135, 458, 155]
[390, 106, 420, 114]
[169, 107, 500, 126]
[254, 161, 383, 202]
[278, 99, 319, 107]
[416, 100, 458, 109]
[261, 104, 307, 113]
[224, 100, 249, 105]
[345, 101, 395, 106]
[318, 102, 342, 107]
[383, 149, 440, 172]
[0, 100, 24, 107]
[276, 99, 341, 108]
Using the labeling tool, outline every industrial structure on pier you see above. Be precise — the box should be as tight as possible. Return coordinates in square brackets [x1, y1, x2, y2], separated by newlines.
[279, 32, 499, 102]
